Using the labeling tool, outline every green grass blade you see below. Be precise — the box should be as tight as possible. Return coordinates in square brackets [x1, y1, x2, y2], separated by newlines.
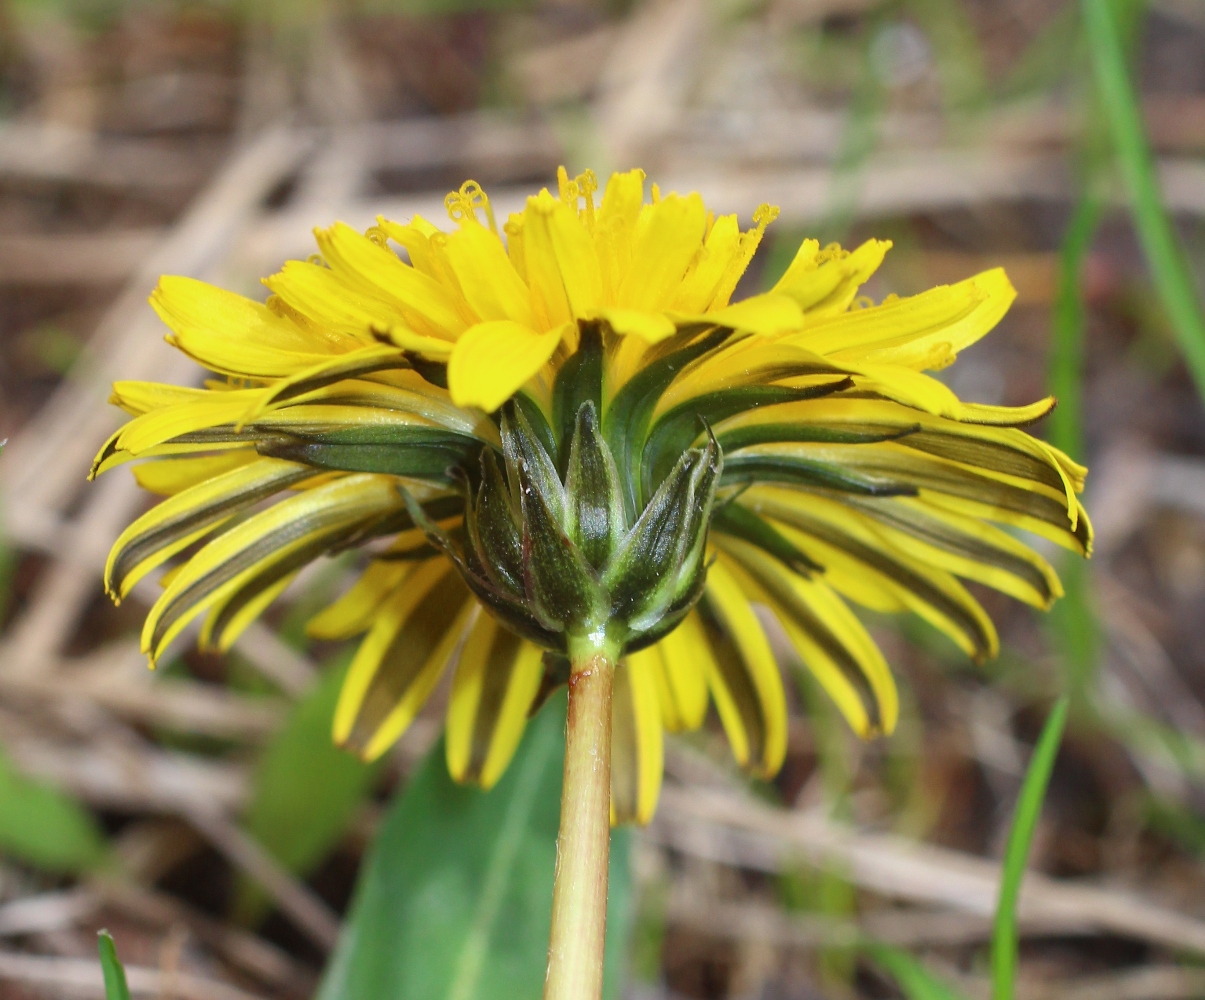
[864, 943, 973, 1000]
[990, 697, 1070, 1000]
[1046, 191, 1103, 693]
[97, 931, 131, 1000]
[1047, 192, 1102, 461]
[1082, 0, 1205, 400]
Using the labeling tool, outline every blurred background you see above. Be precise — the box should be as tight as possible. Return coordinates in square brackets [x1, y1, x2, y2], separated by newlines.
[2, 0, 1205, 997]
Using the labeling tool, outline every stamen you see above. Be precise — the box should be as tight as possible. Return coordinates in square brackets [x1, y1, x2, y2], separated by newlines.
[557, 165, 582, 209]
[815, 242, 849, 265]
[444, 180, 497, 233]
[504, 214, 527, 281]
[651, 183, 661, 204]
[462, 180, 497, 234]
[576, 169, 597, 229]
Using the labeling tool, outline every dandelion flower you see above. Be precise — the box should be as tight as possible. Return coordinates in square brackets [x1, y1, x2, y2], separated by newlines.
[97, 166, 1088, 814]
[96, 168, 1088, 996]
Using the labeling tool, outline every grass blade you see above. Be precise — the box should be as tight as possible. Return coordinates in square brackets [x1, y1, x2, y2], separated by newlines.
[990, 697, 1070, 1000]
[97, 931, 131, 1000]
[1082, 0, 1205, 400]
[864, 943, 972, 1000]
[1047, 192, 1102, 461]
[1046, 191, 1103, 693]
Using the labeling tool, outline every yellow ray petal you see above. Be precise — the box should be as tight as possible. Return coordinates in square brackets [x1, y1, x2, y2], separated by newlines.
[701, 556, 788, 777]
[315, 222, 472, 339]
[334, 558, 472, 760]
[521, 190, 575, 330]
[772, 239, 890, 316]
[646, 611, 712, 732]
[446, 611, 546, 789]
[594, 168, 646, 301]
[306, 560, 415, 640]
[132, 451, 259, 496]
[442, 219, 535, 327]
[152, 277, 341, 377]
[669, 214, 741, 313]
[142, 474, 403, 664]
[610, 656, 664, 825]
[718, 541, 899, 737]
[447, 320, 567, 412]
[595, 308, 677, 343]
[107, 457, 310, 600]
[617, 193, 707, 311]
[796, 268, 1016, 371]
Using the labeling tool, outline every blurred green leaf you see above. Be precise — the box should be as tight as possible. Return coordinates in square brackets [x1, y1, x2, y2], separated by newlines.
[903, 0, 988, 113]
[1141, 794, 1205, 856]
[97, 931, 131, 1000]
[318, 690, 633, 1000]
[998, 4, 1083, 101]
[236, 659, 381, 923]
[864, 943, 971, 1000]
[1083, 0, 1205, 401]
[0, 749, 106, 873]
[991, 697, 1069, 1000]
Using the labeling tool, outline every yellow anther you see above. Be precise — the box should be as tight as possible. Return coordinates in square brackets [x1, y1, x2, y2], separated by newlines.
[462, 180, 497, 233]
[576, 169, 597, 228]
[557, 165, 576, 205]
[651, 183, 661, 203]
[752, 203, 779, 229]
[444, 180, 497, 233]
[815, 242, 849, 265]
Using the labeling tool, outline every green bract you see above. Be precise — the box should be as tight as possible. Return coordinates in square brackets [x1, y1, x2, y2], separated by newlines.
[410, 392, 722, 658]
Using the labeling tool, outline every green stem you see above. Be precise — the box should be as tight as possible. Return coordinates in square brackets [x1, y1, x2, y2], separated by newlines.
[544, 642, 616, 1000]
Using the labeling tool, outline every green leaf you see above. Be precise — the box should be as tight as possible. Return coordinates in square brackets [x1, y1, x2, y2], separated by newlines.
[97, 931, 132, 1000]
[319, 690, 633, 1000]
[864, 943, 972, 1000]
[0, 749, 106, 873]
[1083, 0, 1205, 401]
[991, 697, 1069, 1000]
[235, 660, 380, 924]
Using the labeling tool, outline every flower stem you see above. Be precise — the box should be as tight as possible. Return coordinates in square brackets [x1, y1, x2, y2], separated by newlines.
[544, 642, 615, 1000]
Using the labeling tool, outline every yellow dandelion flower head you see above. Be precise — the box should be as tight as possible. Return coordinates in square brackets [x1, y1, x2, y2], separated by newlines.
[94, 168, 1089, 825]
